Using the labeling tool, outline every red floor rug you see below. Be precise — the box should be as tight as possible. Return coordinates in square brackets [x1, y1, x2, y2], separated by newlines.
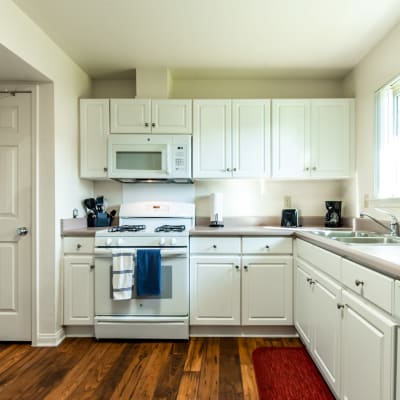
[252, 347, 335, 400]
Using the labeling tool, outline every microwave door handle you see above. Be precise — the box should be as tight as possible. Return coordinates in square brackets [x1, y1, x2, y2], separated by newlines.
[165, 145, 172, 176]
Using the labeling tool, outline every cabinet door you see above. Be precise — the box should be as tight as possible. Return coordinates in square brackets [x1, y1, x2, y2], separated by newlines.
[294, 259, 313, 348]
[272, 99, 310, 178]
[232, 100, 270, 178]
[190, 255, 241, 325]
[110, 99, 151, 133]
[341, 290, 395, 400]
[64, 255, 94, 325]
[80, 99, 109, 178]
[151, 99, 192, 134]
[311, 268, 342, 397]
[242, 256, 293, 325]
[193, 100, 232, 178]
[310, 99, 353, 178]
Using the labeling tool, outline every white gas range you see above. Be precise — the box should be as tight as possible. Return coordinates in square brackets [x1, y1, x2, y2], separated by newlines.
[94, 201, 194, 340]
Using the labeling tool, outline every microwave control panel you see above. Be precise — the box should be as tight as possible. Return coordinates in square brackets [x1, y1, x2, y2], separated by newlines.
[173, 145, 187, 172]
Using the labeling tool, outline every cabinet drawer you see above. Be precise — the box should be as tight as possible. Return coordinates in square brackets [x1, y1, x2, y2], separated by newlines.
[296, 239, 341, 280]
[64, 237, 94, 254]
[342, 259, 394, 313]
[190, 237, 241, 254]
[242, 237, 292, 254]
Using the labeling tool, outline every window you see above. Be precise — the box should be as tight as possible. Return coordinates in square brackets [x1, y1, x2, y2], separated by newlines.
[375, 76, 400, 198]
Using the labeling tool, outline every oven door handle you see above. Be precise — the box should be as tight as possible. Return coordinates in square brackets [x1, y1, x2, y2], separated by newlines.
[94, 248, 188, 258]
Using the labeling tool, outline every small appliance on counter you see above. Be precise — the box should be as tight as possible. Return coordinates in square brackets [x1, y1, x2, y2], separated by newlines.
[84, 196, 116, 227]
[281, 209, 299, 227]
[209, 192, 224, 227]
[325, 201, 342, 227]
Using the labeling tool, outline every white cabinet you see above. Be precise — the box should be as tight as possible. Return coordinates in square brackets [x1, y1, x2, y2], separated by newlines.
[272, 99, 353, 179]
[80, 99, 109, 179]
[193, 99, 270, 178]
[110, 99, 192, 134]
[295, 257, 341, 396]
[341, 290, 395, 400]
[190, 236, 293, 326]
[190, 255, 241, 325]
[294, 239, 397, 400]
[63, 237, 94, 325]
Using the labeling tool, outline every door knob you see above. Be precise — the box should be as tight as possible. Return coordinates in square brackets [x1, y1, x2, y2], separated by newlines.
[16, 227, 29, 236]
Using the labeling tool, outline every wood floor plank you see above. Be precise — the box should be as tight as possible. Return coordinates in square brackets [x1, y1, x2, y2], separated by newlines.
[197, 338, 220, 400]
[219, 338, 243, 399]
[238, 338, 260, 400]
[176, 371, 200, 399]
[183, 337, 205, 372]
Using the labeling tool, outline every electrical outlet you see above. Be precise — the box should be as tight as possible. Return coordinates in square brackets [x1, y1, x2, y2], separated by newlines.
[284, 195, 292, 208]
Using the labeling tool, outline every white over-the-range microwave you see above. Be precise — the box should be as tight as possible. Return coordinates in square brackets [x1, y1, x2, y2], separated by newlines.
[108, 134, 192, 182]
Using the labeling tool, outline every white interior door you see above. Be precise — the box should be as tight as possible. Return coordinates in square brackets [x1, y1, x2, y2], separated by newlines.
[0, 92, 32, 341]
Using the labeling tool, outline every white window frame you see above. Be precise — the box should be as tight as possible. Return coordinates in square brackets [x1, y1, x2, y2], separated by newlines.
[375, 77, 400, 201]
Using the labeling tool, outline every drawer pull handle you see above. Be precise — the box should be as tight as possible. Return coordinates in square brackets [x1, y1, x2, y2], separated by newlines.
[76, 244, 82, 249]
[212, 244, 217, 249]
[355, 279, 364, 287]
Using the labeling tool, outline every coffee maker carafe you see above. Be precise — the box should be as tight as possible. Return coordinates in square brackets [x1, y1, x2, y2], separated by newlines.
[325, 201, 342, 227]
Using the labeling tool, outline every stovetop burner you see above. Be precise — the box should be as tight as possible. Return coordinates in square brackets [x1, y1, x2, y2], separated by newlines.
[155, 224, 186, 233]
[108, 224, 146, 233]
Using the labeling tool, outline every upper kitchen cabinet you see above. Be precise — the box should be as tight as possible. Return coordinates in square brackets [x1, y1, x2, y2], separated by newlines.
[193, 99, 270, 178]
[272, 99, 354, 179]
[80, 99, 109, 179]
[110, 99, 192, 134]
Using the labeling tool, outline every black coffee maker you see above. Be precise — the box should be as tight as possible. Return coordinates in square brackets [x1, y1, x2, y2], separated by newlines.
[325, 201, 342, 227]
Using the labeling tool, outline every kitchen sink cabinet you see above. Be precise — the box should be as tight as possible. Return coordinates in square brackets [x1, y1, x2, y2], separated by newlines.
[295, 257, 342, 396]
[190, 237, 293, 326]
[63, 237, 95, 325]
[295, 239, 397, 400]
[193, 99, 270, 178]
[110, 99, 192, 134]
[80, 99, 109, 179]
[272, 99, 354, 179]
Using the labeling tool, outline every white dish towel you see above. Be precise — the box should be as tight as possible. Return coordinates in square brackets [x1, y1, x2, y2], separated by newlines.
[112, 250, 134, 300]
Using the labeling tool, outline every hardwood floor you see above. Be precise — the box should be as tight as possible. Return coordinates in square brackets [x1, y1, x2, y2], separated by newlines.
[0, 337, 302, 400]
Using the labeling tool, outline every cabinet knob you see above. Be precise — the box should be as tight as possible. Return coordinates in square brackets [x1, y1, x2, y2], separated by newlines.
[244, 265, 248, 270]
[90, 265, 94, 270]
[226, 168, 231, 172]
[76, 243, 82, 250]
[144, 122, 149, 127]
[233, 168, 237, 172]
[305, 167, 310, 171]
[152, 122, 156, 127]
[337, 303, 345, 310]
[103, 167, 108, 172]
[312, 166, 317, 171]
[355, 279, 364, 287]
[212, 244, 217, 249]
[265, 245, 270, 249]
[235, 265, 240, 270]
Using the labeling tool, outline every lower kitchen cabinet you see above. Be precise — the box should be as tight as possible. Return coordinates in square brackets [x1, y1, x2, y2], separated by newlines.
[295, 239, 397, 400]
[190, 237, 293, 326]
[63, 237, 95, 325]
[341, 290, 395, 400]
[295, 258, 341, 396]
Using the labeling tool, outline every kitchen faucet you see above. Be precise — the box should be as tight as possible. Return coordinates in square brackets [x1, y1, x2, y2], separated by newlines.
[360, 208, 400, 236]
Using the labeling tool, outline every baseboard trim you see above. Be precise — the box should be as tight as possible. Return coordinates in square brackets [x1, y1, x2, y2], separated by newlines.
[65, 325, 95, 337]
[34, 328, 65, 347]
[190, 325, 298, 337]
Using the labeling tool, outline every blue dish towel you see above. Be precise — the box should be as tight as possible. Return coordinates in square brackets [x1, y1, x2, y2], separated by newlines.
[136, 249, 161, 296]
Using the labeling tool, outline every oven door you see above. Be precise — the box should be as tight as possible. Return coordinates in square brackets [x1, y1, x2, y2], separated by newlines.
[94, 248, 188, 316]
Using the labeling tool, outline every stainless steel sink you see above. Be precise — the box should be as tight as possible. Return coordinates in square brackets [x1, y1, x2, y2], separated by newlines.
[309, 230, 380, 238]
[332, 236, 400, 244]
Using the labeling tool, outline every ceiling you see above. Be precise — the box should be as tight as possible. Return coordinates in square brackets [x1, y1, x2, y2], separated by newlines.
[11, 0, 400, 80]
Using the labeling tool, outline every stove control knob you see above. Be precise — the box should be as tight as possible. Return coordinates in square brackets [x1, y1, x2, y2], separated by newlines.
[118, 238, 125, 246]
[106, 238, 113, 246]
[159, 238, 166, 246]
[170, 238, 177, 245]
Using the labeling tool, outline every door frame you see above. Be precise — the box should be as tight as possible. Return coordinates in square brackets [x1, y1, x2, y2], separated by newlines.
[0, 83, 38, 345]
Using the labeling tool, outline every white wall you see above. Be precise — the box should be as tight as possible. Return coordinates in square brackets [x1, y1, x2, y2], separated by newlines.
[342, 21, 400, 219]
[171, 78, 344, 98]
[0, 0, 92, 344]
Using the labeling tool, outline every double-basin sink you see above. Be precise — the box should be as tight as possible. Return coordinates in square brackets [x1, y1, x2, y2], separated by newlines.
[309, 229, 400, 245]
